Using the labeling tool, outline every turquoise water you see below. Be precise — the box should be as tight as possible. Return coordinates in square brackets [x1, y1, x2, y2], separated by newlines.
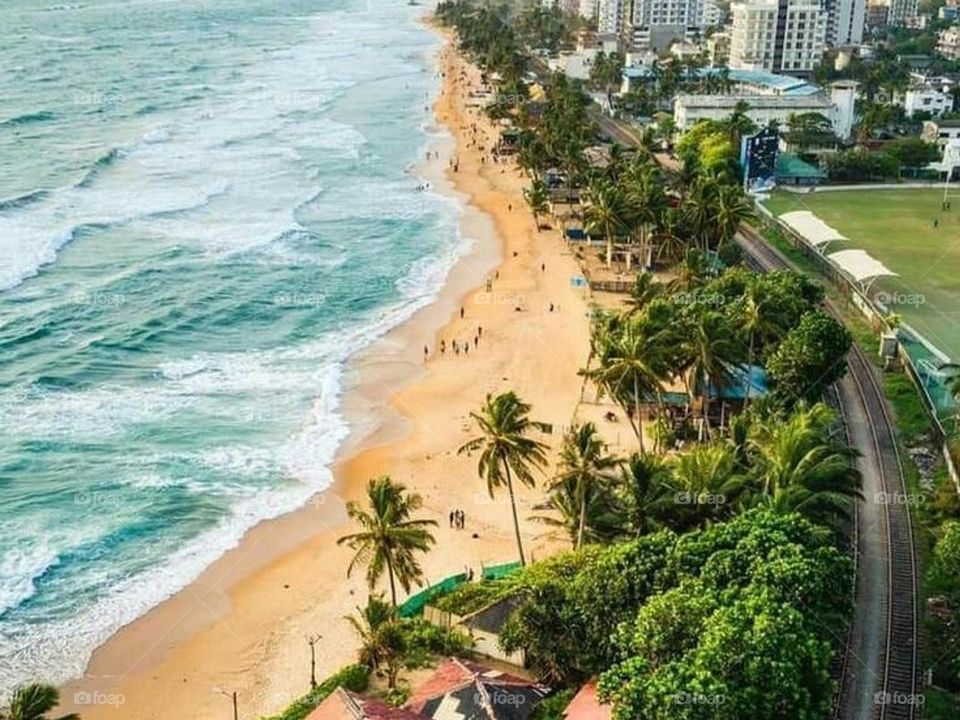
[0, 0, 459, 690]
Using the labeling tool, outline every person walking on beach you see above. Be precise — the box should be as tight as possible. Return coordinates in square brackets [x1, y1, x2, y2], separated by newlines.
[464, 342, 469, 356]
[449, 510, 455, 528]
[440, 339, 446, 356]
[474, 335, 478, 349]
[477, 325, 482, 338]
[460, 306, 465, 319]
[423, 345, 429, 361]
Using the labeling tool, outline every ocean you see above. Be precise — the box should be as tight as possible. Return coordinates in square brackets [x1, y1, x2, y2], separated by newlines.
[0, 0, 461, 692]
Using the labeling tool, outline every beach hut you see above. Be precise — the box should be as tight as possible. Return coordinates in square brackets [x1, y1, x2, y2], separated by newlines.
[405, 658, 549, 720]
[306, 688, 424, 720]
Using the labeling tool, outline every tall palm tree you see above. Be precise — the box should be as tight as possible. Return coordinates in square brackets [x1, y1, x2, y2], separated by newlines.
[712, 185, 753, 257]
[345, 594, 405, 689]
[523, 179, 550, 231]
[617, 452, 675, 536]
[583, 178, 625, 268]
[459, 392, 550, 566]
[530, 475, 620, 547]
[1, 684, 79, 720]
[736, 281, 780, 408]
[549, 423, 620, 548]
[676, 308, 744, 438]
[337, 476, 437, 606]
[583, 314, 671, 452]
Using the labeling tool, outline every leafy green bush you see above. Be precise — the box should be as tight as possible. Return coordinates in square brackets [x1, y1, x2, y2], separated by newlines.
[430, 580, 512, 615]
[530, 689, 577, 720]
[399, 617, 473, 668]
[260, 664, 370, 720]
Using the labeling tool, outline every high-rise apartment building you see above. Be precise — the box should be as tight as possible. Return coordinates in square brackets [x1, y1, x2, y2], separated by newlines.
[824, 0, 866, 45]
[597, 0, 719, 49]
[729, 0, 827, 75]
[888, 0, 919, 26]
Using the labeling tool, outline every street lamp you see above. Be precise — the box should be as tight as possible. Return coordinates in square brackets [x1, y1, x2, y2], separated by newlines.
[214, 687, 239, 720]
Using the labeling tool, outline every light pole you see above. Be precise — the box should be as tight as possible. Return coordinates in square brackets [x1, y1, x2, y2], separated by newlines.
[307, 634, 322, 689]
[214, 687, 239, 720]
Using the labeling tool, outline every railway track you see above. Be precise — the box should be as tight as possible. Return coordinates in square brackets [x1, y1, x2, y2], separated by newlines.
[737, 225, 921, 720]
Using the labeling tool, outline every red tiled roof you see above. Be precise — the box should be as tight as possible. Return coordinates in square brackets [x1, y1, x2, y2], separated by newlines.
[563, 680, 612, 720]
[405, 658, 535, 714]
[306, 688, 426, 720]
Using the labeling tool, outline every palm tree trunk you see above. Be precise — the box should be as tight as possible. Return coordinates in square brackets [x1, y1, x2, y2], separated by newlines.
[606, 231, 613, 267]
[386, 557, 398, 607]
[577, 487, 586, 549]
[634, 376, 645, 453]
[502, 457, 527, 566]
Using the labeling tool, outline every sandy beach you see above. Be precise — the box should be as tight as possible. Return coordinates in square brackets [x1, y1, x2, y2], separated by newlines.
[59, 23, 593, 720]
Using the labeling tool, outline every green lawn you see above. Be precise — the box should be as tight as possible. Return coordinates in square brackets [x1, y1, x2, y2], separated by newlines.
[764, 188, 960, 363]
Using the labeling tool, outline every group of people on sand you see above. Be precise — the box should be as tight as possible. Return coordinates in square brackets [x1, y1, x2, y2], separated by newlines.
[448, 508, 466, 529]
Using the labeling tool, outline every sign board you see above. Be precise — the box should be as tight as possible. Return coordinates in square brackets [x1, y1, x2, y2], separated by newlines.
[741, 126, 779, 194]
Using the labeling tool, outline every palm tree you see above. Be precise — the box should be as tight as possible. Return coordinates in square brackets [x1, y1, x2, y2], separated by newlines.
[459, 392, 550, 566]
[617, 452, 675, 536]
[676, 308, 744, 438]
[345, 594, 405, 689]
[549, 423, 620, 548]
[1, 684, 79, 720]
[625, 271, 663, 314]
[337, 476, 437, 606]
[523, 179, 550, 230]
[736, 281, 780, 408]
[583, 178, 625, 268]
[531, 475, 620, 546]
[747, 403, 861, 527]
[712, 185, 753, 257]
[583, 314, 671, 452]
[669, 443, 745, 530]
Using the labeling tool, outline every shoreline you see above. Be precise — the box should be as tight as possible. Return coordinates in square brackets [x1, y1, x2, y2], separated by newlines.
[60, 20, 592, 720]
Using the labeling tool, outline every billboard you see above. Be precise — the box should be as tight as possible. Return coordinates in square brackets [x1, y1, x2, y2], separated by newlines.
[740, 126, 779, 194]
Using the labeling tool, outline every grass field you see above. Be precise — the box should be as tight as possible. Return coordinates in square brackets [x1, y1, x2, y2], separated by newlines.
[764, 188, 960, 363]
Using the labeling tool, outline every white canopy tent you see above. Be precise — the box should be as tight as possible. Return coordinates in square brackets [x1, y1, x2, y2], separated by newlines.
[779, 210, 849, 252]
[827, 249, 898, 290]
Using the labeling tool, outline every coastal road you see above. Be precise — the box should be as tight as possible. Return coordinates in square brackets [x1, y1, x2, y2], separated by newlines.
[737, 226, 920, 720]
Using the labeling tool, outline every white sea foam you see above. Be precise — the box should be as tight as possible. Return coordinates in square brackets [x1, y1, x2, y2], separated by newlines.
[0, 0, 456, 697]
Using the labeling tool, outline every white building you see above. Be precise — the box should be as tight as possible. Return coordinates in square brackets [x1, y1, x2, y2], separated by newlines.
[627, 0, 721, 51]
[579, 0, 600, 20]
[826, 0, 866, 46]
[896, 75, 955, 117]
[597, 0, 627, 34]
[673, 81, 858, 139]
[888, 0, 918, 26]
[938, 26, 960, 60]
[729, 0, 827, 75]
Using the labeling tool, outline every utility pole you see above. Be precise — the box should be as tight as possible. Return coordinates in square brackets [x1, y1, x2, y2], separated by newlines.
[307, 634, 322, 690]
[215, 687, 239, 720]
